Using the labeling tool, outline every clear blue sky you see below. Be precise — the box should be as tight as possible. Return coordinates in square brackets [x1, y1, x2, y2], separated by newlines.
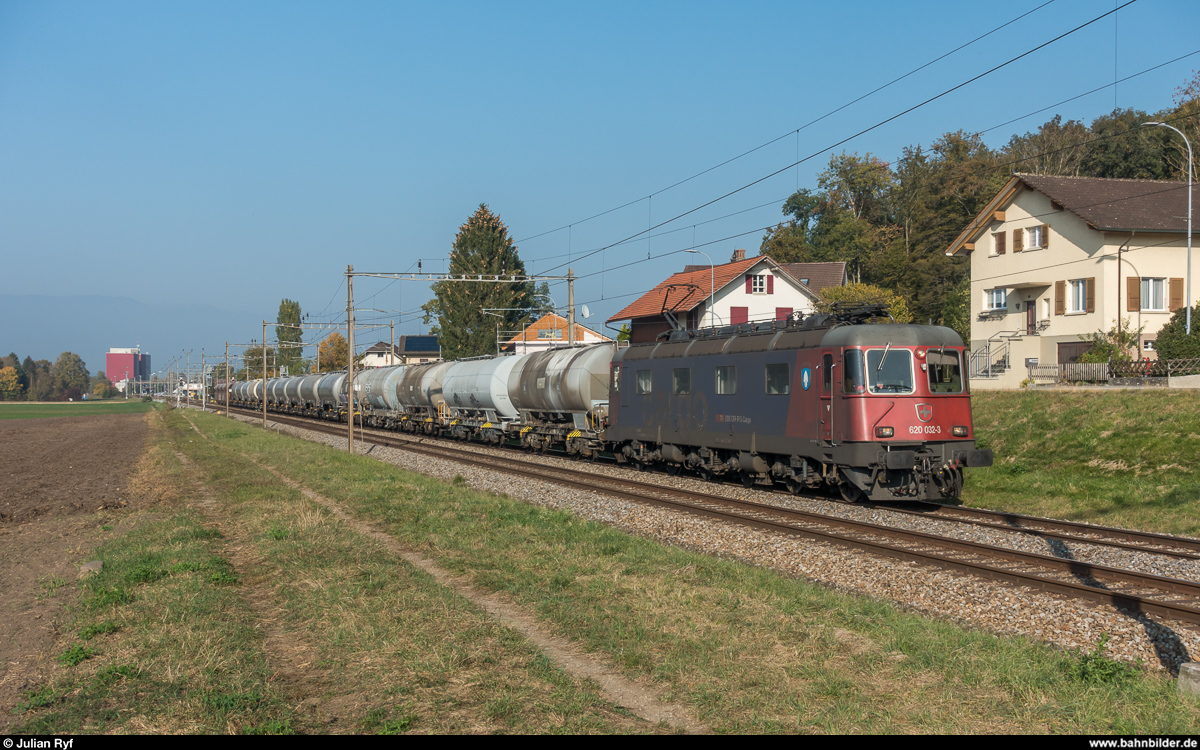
[2, 0, 1198, 371]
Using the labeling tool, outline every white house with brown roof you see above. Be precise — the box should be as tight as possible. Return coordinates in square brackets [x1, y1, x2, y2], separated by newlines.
[503, 313, 611, 354]
[607, 252, 821, 344]
[945, 173, 1199, 389]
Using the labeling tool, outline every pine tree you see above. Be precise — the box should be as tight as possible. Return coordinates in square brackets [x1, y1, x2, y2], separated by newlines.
[422, 204, 542, 360]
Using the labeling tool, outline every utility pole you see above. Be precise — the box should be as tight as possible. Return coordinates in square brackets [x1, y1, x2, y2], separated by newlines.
[262, 320, 268, 429]
[346, 265, 355, 454]
[201, 350, 206, 411]
[225, 341, 230, 418]
[567, 267, 576, 346]
[390, 320, 395, 366]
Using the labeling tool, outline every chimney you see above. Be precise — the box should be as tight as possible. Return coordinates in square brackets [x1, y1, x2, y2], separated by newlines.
[731, 248, 746, 262]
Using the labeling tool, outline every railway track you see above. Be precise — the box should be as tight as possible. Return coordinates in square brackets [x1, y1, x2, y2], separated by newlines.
[204, 401, 1200, 629]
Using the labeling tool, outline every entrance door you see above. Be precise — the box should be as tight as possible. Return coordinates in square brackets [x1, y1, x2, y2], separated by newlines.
[1026, 304, 1036, 335]
[819, 353, 833, 443]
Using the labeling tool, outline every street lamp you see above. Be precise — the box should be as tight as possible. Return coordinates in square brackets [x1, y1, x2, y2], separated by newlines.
[685, 249, 720, 328]
[1146, 121, 1193, 335]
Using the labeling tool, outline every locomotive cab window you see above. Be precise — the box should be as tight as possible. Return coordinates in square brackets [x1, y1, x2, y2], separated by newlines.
[672, 368, 691, 395]
[636, 370, 652, 394]
[866, 348, 914, 394]
[765, 363, 789, 394]
[715, 366, 736, 395]
[927, 350, 963, 393]
[611, 366, 621, 391]
[843, 349, 866, 394]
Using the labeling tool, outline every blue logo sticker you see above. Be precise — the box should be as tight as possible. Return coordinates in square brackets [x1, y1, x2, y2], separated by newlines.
[800, 367, 812, 391]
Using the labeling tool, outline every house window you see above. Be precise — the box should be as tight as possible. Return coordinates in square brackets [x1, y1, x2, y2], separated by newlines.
[537, 329, 563, 340]
[1068, 280, 1088, 313]
[985, 289, 1007, 311]
[1026, 225, 1043, 249]
[1141, 278, 1166, 311]
[715, 366, 736, 395]
[1144, 340, 1156, 352]
[751, 275, 766, 294]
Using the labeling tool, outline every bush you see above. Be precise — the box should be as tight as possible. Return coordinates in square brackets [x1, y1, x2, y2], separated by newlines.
[1079, 318, 1142, 363]
[1153, 303, 1200, 360]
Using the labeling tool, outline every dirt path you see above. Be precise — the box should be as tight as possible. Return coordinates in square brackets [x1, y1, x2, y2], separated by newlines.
[183, 412, 709, 734]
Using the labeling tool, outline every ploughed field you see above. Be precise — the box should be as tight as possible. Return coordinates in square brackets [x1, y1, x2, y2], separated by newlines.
[0, 412, 147, 523]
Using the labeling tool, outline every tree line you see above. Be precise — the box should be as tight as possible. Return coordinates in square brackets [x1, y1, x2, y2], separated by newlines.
[0, 351, 103, 401]
[757, 71, 1200, 345]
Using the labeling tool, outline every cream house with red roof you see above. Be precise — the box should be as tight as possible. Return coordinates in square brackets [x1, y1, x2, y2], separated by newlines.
[607, 252, 820, 343]
[503, 313, 611, 354]
[946, 173, 1199, 389]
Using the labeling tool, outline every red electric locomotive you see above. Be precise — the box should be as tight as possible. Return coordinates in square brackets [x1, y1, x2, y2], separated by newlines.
[607, 305, 992, 502]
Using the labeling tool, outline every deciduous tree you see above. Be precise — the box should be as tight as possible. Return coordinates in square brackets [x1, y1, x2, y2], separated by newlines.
[317, 333, 348, 371]
[50, 352, 89, 399]
[815, 283, 912, 324]
[276, 299, 303, 375]
[0, 367, 21, 400]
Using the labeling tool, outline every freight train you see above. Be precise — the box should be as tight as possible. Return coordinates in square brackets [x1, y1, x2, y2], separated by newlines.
[227, 306, 992, 502]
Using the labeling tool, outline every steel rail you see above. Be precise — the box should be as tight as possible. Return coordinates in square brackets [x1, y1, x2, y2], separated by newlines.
[222, 403, 1200, 628]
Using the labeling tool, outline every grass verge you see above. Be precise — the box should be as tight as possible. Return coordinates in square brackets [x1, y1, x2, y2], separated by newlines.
[969, 390, 1200, 536]
[175, 409, 1200, 733]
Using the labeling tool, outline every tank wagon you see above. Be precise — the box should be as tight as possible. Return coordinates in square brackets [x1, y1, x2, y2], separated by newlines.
[231, 306, 991, 502]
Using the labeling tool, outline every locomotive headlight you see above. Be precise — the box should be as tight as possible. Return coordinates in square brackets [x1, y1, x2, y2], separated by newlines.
[915, 349, 926, 359]
[952, 426, 968, 437]
[875, 426, 894, 438]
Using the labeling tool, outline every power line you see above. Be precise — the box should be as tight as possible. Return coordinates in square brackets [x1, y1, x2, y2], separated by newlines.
[537, 0, 1139, 277]
[516, 0, 1061, 246]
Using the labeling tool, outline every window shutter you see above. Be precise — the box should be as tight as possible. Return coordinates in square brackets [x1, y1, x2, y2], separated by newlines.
[1170, 277, 1185, 311]
[1013, 228, 1023, 253]
[1086, 278, 1095, 313]
[1041, 224, 1050, 249]
[767, 275, 774, 294]
[995, 231, 1006, 255]
[731, 307, 748, 325]
[1127, 277, 1141, 312]
[1055, 281, 1065, 315]
[775, 307, 792, 321]
[745, 275, 753, 294]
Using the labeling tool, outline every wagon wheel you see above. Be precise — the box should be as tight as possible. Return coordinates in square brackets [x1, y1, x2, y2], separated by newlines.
[697, 467, 714, 483]
[665, 464, 682, 477]
[785, 477, 803, 496]
[740, 472, 755, 489]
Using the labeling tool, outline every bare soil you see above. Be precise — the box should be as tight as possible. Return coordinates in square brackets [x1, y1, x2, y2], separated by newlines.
[0, 413, 148, 727]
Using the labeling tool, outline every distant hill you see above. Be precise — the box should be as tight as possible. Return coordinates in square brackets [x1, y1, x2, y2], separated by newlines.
[0, 294, 256, 378]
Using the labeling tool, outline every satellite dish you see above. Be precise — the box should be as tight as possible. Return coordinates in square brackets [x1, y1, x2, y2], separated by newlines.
[581, 304, 591, 319]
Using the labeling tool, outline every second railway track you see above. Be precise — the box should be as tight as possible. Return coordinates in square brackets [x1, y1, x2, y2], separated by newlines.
[213, 402, 1200, 630]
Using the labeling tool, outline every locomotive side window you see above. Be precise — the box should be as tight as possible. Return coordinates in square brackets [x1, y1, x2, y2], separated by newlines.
[715, 366, 736, 395]
[843, 349, 866, 394]
[612, 366, 621, 391]
[927, 350, 963, 393]
[866, 349, 914, 394]
[765, 363, 789, 394]
[821, 355, 832, 392]
[636, 370, 652, 394]
[672, 368, 691, 395]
